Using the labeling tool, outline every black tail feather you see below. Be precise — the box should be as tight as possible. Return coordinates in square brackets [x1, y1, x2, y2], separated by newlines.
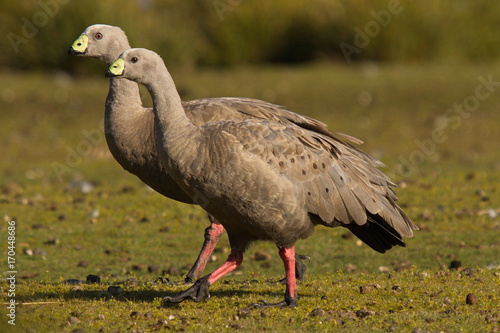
[346, 214, 406, 253]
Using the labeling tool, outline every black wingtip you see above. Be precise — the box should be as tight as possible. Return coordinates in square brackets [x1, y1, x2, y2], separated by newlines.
[346, 214, 406, 253]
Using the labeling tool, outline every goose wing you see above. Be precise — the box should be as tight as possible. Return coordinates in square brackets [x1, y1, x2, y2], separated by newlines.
[218, 119, 417, 252]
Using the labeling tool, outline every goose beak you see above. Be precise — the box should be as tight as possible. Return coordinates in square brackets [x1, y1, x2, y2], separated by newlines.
[105, 58, 125, 77]
[68, 34, 89, 56]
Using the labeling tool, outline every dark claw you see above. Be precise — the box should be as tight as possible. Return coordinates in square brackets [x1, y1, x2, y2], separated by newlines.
[279, 254, 310, 284]
[183, 276, 194, 285]
[251, 300, 288, 308]
[250, 296, 298, 309]
[162, 275, 211, 305]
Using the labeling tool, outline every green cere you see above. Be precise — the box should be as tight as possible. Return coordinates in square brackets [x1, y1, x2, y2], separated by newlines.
[108, 58, 125, 76]
[70, 34, 89, 53]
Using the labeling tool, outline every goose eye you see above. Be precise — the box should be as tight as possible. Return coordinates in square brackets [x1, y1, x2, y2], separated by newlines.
[95, 33, 103, 40]
[131, 57, 138, 63]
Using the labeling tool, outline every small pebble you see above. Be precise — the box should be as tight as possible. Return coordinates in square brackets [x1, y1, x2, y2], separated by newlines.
[125, 278, 138, 286]
[44, 238, 59, 245]
[65, 279, 83, 285]
[67, 316, 81, 325]
[144, 311, 153, 319]
[461, 267, 475, 277]
[465, 293, 476, 305]
[77, 260, 89, 268]
[378, 266, 391, 273]
[33, 249, 47, 256]
[108, 286, 123, 296]
[310, 308, 326, 317]
[394, 261, 413, 272]
[164, 266, 179, 276]
[148, 265, 160, 273]
[86, 274, 101, 284]
[418, 210, 433, 221]
[252, 251, 271, 261]
[130, 311, 142, 318]
[485, 315, 498, 324]
[119, 185, 135, 193]
[449, 260, 461, 270]
[345, 263, 357, 272]
[150, 319, 169, 330]
[341, 231, 354, 239]
[238, 307, 251, 319]
[72, 197, 85, 204]
[355, 309, 375, 318]
[260, 261, 271, 269]
[360, 285, 372, 294]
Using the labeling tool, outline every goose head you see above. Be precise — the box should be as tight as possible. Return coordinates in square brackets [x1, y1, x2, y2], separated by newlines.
[105, 48, 165, 87]
[68, 24, 130, 65]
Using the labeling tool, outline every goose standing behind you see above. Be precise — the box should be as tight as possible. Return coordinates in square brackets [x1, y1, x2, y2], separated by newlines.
[68, 24, 329, 282]
[106, 48, 418, 307]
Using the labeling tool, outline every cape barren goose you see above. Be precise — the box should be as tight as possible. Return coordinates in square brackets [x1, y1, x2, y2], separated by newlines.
[106, 48, 418, 307]
[68, 24, 324, 282]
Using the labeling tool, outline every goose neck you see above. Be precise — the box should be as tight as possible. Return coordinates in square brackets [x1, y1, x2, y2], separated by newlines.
[105, 77, 143, 115]
[146, 73, 194, 135]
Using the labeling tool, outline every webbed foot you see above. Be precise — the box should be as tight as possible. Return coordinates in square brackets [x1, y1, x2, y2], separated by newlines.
[162, 275, 211, 305]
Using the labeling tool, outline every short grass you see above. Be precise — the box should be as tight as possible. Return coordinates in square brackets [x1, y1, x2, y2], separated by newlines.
[0, 62, 499, 332]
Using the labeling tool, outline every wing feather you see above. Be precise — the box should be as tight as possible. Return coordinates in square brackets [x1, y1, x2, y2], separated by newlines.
[185, 98, 417, 249]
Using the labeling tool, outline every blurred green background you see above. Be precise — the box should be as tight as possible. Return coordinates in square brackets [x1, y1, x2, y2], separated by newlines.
[1, 0, 500, 71]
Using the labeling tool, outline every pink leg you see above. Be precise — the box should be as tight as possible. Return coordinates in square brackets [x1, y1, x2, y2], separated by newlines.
[251, 246, 298, 308]
[279, 247, 297, 305]
[185, 222, 224, 283]
[208, 249, 244, 284]
[163, 248, 243, 304]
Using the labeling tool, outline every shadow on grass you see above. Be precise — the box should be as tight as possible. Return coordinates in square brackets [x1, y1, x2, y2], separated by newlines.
[20, 280, 295, 305]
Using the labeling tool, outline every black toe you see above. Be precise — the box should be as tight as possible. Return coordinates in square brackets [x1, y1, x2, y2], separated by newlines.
[163, 275, 211, 305]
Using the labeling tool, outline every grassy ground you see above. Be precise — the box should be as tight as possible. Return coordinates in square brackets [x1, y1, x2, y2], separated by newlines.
[0, 62, 499, 332]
